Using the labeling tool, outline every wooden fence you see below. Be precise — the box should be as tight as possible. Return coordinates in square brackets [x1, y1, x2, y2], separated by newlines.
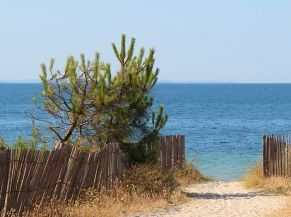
[0, 135, 185, 215]
[160, 135, 185, 172]
[0, 143, 124, 216]
[263, 135, 291, 177]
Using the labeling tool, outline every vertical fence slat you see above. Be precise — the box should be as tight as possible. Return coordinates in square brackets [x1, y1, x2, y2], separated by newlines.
[263, 134, 291, 178]
[0, 135, 185, 216]
[158, 135, 186, 172]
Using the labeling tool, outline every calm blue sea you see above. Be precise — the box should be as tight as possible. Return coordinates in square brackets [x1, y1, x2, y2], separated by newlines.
[1, 83, 291, 181]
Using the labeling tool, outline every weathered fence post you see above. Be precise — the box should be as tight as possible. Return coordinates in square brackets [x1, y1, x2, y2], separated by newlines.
[0, 143, 125, 216]
[263, 134, 291, 178]
[159, 135, 185, 172]
[0, 135, 185, 216]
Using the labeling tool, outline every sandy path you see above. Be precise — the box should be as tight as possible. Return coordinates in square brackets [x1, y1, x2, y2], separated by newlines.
[134, 181, 289, 217]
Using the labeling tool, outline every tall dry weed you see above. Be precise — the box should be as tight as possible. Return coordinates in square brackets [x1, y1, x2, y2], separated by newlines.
[19, 162, 204, 217]
[244, 163, 291, 195]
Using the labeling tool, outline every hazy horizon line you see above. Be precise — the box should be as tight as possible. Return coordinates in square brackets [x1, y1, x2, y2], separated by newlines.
[2, 79, 291, 84]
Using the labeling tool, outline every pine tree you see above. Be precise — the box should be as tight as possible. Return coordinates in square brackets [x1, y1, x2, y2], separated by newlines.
[33, 34, 168, 156]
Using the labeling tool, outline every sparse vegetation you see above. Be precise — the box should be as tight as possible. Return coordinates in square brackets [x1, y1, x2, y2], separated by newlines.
[18, 162, 206, 217]
[244, 163, 291, 195]
[0, 136, 8, 150]
[245, 164, 291, 217]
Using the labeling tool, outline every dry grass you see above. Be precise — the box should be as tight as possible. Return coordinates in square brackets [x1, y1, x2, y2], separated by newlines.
[172, 161, 209, 186]
[244, 163, 291, 217]
[21, 189, 186, 217]
[20, 162, 205, 217]
[244, 163, 291, 195]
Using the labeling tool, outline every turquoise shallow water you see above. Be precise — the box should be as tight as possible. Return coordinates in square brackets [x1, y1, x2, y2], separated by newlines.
[1, 83, 291, 180]
[153, 83, 291, 180]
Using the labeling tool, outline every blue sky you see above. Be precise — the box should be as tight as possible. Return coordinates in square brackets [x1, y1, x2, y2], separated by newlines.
[1, 0, 291, 83]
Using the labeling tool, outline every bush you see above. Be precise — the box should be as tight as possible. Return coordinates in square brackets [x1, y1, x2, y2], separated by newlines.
[121, 140, 160, 164]
[122, 162, 207, 197]
[122, 164, 177, 197]
[173, 161, 209, 186]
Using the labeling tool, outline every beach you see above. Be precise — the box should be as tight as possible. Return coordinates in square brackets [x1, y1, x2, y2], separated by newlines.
[134, 181, 289, 217]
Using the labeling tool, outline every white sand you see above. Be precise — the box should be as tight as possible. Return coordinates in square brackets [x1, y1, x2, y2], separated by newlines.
[134, 181, 289, 217]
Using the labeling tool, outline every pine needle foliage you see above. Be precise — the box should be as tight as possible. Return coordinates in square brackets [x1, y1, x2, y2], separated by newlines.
[33, 35, 168, 156]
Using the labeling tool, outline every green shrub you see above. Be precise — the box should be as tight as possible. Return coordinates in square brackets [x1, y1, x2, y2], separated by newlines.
[0, 136, 8, 150]
[121, 140, 160, 164]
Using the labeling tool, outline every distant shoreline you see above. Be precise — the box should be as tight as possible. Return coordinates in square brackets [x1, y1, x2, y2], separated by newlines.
[3, 81, 291, 85]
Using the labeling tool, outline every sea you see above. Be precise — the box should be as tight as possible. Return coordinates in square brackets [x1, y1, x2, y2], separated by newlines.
[1, 83, 291, 181]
